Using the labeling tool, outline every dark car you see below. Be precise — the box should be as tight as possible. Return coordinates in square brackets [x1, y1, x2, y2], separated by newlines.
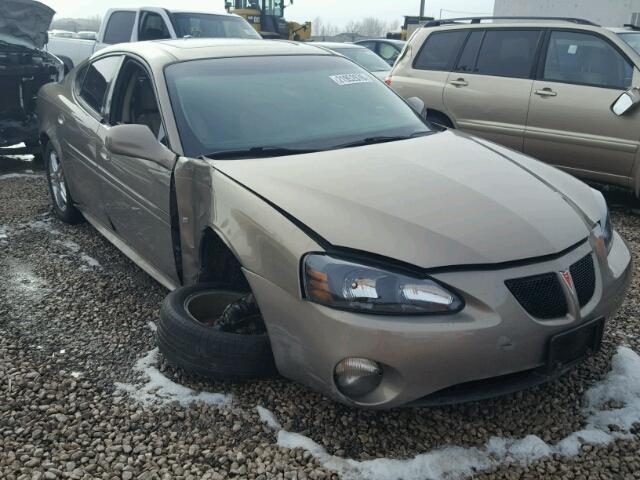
[0, 0, 63, 158]
[355, 39, 406, 66]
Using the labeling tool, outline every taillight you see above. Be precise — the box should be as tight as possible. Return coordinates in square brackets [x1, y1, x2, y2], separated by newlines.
[385, 77, 392, 86]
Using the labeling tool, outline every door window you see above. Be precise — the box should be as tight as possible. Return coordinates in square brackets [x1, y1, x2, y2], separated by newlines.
[414, 31, 467, 71]
[455, 30, 484, 73]
[139, 12, 171, 41]
[475, 30, 541, 79]
[544, 31, 633, 89]
[103, 11, 136, 44]
[79, 56, 122, 114]
[379, 43, 400, 63]
[110, 60, 166, 143]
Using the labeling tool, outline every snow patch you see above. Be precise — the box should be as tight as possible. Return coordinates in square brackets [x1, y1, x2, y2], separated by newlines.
[71, 372, 82, 379]
[0, 173, 42, 180]
[27, 218, 61, 236]
[0, 225, 9, 240]
[257, 406, 282, 430]
[147, 321, 158, 333]
[115, 348, 232, 407]
[263, 346, 640, 480]
[79, 253, 101, 269]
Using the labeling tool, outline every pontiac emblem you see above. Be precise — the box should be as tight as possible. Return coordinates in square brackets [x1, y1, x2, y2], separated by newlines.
[560, 270, 574, 291]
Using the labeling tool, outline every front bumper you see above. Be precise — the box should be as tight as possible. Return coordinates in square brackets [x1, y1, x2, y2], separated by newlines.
[246, 231, 632, 409]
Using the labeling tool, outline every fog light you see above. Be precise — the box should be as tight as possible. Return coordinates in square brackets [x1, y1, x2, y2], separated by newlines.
[334, 357, 382, 398]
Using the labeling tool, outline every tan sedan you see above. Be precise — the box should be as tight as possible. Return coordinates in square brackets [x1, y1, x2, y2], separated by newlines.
[37, 39, 632, 408]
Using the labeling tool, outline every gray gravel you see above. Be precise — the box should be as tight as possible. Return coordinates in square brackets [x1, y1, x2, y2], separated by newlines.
[1, 158, 639, 480]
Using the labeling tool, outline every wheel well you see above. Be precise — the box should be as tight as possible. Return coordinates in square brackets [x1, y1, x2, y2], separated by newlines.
[198, 228, 251, 293]
[426, 109, 455, 129]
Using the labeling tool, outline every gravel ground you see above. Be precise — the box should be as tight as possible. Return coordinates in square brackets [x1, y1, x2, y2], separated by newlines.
[1, 157, 639, 480]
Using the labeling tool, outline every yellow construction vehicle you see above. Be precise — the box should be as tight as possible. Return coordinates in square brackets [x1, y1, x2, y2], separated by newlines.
[225, 0, 311, 40]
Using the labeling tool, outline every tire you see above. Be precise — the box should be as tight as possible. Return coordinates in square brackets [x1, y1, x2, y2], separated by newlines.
[45, 143, 83, 224]
[158, 283, 278, 380]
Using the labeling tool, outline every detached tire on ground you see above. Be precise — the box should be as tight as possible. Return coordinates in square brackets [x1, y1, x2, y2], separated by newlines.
[158, 283, 277, 380]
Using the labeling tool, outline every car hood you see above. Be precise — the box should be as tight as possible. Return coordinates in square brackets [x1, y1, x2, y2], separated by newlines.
[0, 0, 55, 50]
[212, 131, 600, 269]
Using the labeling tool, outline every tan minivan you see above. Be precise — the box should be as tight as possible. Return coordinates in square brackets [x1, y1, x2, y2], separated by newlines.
[388, 17, 640, 196]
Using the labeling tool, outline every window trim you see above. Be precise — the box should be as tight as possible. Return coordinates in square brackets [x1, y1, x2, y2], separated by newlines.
[535, 28, 635, 91]
[102, 11, 136, 45]
[412, 29, 471, 72]
[74, 55, 124, 122]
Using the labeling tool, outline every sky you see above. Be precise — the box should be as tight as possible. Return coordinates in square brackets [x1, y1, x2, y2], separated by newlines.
[41, 0, 496, 28]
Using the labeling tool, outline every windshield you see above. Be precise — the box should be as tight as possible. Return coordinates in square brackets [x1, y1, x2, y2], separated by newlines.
[332, 47, 391, 72]
[171, 13, 261, 39]
[165, 55, 430, 158]
[619, 32, 640, 55]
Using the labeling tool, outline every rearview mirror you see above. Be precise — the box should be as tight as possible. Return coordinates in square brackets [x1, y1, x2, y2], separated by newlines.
[611, 88, 640, 116]
[105, 124, 176, 169]
[406, 96, 427, 118]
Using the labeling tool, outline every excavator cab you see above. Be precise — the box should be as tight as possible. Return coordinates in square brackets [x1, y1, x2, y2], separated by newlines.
[225, 0, 311, 40]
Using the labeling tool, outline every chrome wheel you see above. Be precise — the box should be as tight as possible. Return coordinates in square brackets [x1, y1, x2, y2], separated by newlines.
[49, 149, 67, 210]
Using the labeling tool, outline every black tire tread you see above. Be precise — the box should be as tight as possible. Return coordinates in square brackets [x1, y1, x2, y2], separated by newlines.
[157, 283, 277, 380]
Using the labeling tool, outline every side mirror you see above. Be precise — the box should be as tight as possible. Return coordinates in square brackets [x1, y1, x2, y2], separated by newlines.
[406, 96, 427, 118]
[105, 124, 176, 168]
[612, 88, 640, 116]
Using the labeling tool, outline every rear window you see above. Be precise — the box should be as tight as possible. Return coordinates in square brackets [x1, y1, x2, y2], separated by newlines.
[103, 11, 136, 44]
[414, 31, 467, 71]
[171, 13, 261, 39]
[333, 48, 391, 72]
[475, 30, 541, 79]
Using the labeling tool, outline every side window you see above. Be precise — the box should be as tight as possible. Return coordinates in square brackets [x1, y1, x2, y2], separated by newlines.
[379, 43, 400, 63]
[543, 31, 633, 89]
[110, 60, 166, 144]
[475, 30, 541, 79]
[139, 12, 171, 41]
[358, 41, 375, 51]
[455, 31, 484, 72]
[414, 31, 467, 71]
[79, 56, 122, 114]
[103, 11, 136, 44]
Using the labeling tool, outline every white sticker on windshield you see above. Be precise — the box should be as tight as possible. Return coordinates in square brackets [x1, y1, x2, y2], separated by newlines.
[330, 73, 373, 86]
[567, 44, 578, 54]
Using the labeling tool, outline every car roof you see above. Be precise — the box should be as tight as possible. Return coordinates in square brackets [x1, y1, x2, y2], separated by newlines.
[309, 42, 366, 50]
[356, 39, 405, 45]
[96, 38, 334, 66]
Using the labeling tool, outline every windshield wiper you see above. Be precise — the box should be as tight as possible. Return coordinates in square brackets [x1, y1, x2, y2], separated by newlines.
[327, 131, 432, 151]
[203, 146, 318, 160]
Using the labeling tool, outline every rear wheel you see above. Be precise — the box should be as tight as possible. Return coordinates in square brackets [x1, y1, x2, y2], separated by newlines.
[45, 143, 83, 224]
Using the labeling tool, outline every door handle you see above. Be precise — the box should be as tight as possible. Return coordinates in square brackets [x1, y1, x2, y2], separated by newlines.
[534, 88, 557, 97]
[450, 78, 469, 87]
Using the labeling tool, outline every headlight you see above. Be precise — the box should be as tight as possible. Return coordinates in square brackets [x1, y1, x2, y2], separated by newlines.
[591, 189, 613, 253]
[303, 254, 463, 315]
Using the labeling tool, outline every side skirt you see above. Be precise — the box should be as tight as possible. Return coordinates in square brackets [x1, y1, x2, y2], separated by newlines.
[79, 208, 179, 291]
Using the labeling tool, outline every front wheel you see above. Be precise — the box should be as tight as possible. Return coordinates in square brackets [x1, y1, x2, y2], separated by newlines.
[45, 143, 83, 224]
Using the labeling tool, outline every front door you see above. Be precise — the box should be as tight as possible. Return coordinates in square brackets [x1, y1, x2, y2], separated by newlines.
[443, 29, 543, 151]
[95, 58, 179, 285]
[524, 30, 640, 186]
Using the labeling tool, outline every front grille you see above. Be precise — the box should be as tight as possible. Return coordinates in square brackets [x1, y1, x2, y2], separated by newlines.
[571, 254, 596, 307]
[506, 253, 597, 320]
[505, 273, 568, 319]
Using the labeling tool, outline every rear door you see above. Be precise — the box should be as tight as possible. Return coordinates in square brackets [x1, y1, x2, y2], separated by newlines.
[62, 55, 122, 222]
[392, 30, 468, 116]
[443, 29, 543, 151]
[524, 30, 640, 185]
[95, 57, 179, 285]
